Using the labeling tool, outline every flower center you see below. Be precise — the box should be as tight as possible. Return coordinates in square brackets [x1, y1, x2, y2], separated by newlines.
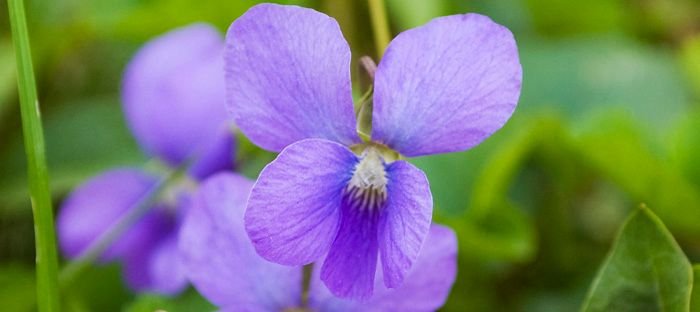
[344, 144, 397, 212]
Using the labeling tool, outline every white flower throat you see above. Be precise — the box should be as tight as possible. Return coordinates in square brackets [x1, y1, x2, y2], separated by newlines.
[344, 145, 396, 212]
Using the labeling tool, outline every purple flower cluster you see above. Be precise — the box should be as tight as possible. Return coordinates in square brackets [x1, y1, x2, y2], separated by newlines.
[179, 173, 457, 311]
[224, 3, 521, 300]
[58, 2, 521, 310]
[57, 24, 233, 294]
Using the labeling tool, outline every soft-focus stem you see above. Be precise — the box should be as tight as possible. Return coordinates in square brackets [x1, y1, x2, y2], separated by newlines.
[367, 0, 391, 57]
[8, 0, 61, 311]
[59, 163, 189, 288]
[301, 264, 313, 307]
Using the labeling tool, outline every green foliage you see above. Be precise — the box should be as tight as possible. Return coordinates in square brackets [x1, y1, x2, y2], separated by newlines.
[3, 0, 700, 311]
[581, 206, 693, 312]
[7, 0, 60, 309]
[124, 289, 215, 312]
[0, 264, 35, 312]
[691, 265, 700, 312]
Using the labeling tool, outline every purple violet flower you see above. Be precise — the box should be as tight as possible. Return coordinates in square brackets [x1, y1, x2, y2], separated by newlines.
[57, 23, 233, 294]
[225, 4, 521, 299]
[179, 173, 458, 312]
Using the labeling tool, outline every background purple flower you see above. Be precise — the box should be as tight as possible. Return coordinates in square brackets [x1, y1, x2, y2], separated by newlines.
[225, 4, 521, 299]
[57, 23, 234, 295]
[178, 172, 458, 312]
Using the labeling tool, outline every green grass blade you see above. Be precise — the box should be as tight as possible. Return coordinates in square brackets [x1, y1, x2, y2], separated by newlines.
[7, 0, 61, 311]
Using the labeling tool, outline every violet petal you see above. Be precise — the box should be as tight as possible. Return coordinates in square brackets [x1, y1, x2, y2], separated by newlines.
[372, 14, 522, 157]
[179, 173, 301, 310]
[225, 4, 360, 152]
[379, 160, 433, 288]
[310, 224, 458, 312]
[245, 139, 356, 265]
[122, 23, 233, 173]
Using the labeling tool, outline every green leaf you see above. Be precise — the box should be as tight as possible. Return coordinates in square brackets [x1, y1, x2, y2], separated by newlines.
[581, 206, 693, 312]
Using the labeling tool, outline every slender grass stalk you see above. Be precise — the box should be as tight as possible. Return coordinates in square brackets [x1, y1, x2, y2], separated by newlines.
[59, 162, 189, 288]
[7, 0, 61, 311]
[367, 0, 391, 57]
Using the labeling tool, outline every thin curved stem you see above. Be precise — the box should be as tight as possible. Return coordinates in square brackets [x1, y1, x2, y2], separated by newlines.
[8, 0, 61, 311]
[59, 162, 190, 288]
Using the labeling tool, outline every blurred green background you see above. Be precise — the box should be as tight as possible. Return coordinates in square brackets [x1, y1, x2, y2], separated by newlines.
[2, 0, 700, 311]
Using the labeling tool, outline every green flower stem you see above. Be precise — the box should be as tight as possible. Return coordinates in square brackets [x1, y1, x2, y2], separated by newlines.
[368, 0, 391, 57]
[59, 162, 189, 288]
[8, 0, 61, 311]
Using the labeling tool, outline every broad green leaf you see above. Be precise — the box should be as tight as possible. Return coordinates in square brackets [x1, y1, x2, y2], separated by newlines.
[581, 206, 693, 312]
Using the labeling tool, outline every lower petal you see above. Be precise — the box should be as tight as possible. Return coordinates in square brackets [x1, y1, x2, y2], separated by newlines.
[320, 203, 380, 300]
[379, 161, 433, 288]
[57, 169, 157, 260]
[147, 236, 188, 295]
[180, 173, 301, 310]
[310, 224, 458, 312]
[245, 139, 357, 265]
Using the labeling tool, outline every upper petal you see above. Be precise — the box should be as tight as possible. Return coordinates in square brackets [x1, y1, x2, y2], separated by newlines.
[57, 169, 158, 260]
[225, 3, 360, 152]
[371, 14, 522, 157]
[245, 139, 357, 265]
[309, 224, 458, 312]
[179, 173, 301, 310]
[378, 160, 433, 288]
[122, 23, 233, 172]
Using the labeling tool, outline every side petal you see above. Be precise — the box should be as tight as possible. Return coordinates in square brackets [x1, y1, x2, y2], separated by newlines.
[372, 14, 522, 157]
[122, 23, 233, 171]
[146, 236, 188, 295]
[57, 169, 157, 260]
[225, 3, 360, 152]
[179, 173, 301, 310]
[378, 161, 433, 288]
[310, 224, 458, 312]
[121, 209, 178, 293]
[245, 139, 356, 265]
[320, 205, 379, 300]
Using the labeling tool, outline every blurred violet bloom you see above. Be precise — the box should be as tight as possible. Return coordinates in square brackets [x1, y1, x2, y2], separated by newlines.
[179, 173, 457, 312]
[225, 4, 521, 299]
[57, 23, 233, 295]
